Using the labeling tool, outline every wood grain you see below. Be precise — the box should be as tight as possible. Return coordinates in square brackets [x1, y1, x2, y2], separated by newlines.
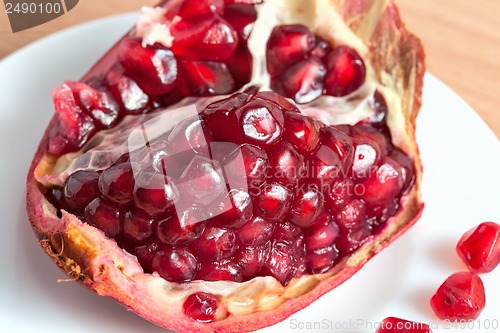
[0, 0, 498, 138]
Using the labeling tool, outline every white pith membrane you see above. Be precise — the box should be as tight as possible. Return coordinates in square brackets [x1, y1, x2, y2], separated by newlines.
[29, 0, 424, 330]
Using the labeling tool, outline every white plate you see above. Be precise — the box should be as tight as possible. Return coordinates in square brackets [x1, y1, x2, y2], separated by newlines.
[0, 14, 499, 333]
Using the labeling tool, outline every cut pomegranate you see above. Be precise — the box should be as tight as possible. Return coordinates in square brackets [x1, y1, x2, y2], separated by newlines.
[26, 0, 425, 332]
[376, 317, 432, 333]
[430, 272, 486, 321]
[457, 221, 500, 273]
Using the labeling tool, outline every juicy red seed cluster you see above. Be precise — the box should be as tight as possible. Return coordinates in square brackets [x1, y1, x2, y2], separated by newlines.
[48, 91, 415, 287]
[266, 24, 366, 104]
[48, 0, 259, 156]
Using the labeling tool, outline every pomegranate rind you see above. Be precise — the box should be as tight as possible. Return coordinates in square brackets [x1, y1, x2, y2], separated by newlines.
[26, 1, 425, 332]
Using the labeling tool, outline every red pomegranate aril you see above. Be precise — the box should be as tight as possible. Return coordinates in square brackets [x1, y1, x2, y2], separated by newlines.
[457, 221, 500, 274]
[177, 0, 224, 19]
[234, 245, 268, 277]
[430, 272, 486, 320]
[63, 171, 100, 212]
[171, 17, 238, 61]
[309, 144, 342, 188]
[289, 186, 324, 228]
[237, 216, 275, 246]
[304, 213, 339, 251]
[123, 208, 154, 243]
[183, 292, 219, 323]
[256, 183, 292, 221]
[106, 67, 149, 114]
[272, 57, 326, 104]
[239, 98, 285, 147]
[192, 224, 237, 261]
[98, 162, 135, 205]
[223, 4, 257, 40]
[225, 42, 253, 90]
[370, 198, 398, 226]
[118, 38, 177, 96]
[359, 156, 404, 206]
[134, 171, 177, 216]
[260, 241, 298, 286]
[306, 246, 339, 274]
[310, 38, 332, 59]
[268, 141, 305, 186]
[256, 91, 300, 113]
[197, 260, 243, 282]
[336, 225, 371, 255]
[224, 144, 268, 190]
[84, 198, 122, 238]
[320, 126, 355, 173]
[157, 207, 205, 245]
[390, 148, 416, 194]
[134, 242, 159, 271]
[273, 222, 302, 242]
[284, 112, 321, 155]
[178, 60, 235, 96]
[324, 45, 366, 97]
[351, 137, 381, 179]
[335, 198, 367, 230]
[266, 24, 316, 77]
[352, 123, 391, 155]
[376, 317, 433, 333]
[211, 189, 253, 228]
[168, 117, 212, 156]
[326, 178, 355, 210]
[151, 248, 199, 282]
[367, 90, 389, 128]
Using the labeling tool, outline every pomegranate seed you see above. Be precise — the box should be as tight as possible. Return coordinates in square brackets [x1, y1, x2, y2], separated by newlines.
[183, 292, 219, 323]
[289, 186, 324, 227]
[266, 24, 316, 77]
[309, 144, 342, 188]
[430, 272, 486, 320]
[306, 246, 339, 274]
[256, 91, 301, 113]
[352, 123, 391, 155]
[118, 38, 177, 96]
[152, 248, 199, 282]
[390, 148, 416, 194]
[63, 171, 100, 212]
[457, 221, 500, 273]
[203, 92, 249, 142]
[336, 225, 371, 255]
[304, 213, 339, 251]
[171, 17, 238, 61]
[376, 317, 432, 333]
[223, 144, 268, 190]
[284, 112, 321, 154]
[335, 198, 368, 230]
[256, 183, 292, 221]
[105, 66, 149, 114]
[237, 216, 275, 246]
[98, 162, 135, 205]
[134, 171, 177, 216]
[134, 242, 159, 270]
[351, 137, 381, 179]
[325, 178, 355, 210]
[223, 4, 257, 40]
[176, 0, 224, 19]
[192, 224, 237, 261]
[239, 97, 284, 147]
[234, 245, 268, 277]
[197, 260, 243, 282]
[272, 57, 326, 104]
[370, 198, 398, 226]
[178, 60, 235, 96]
[268, 141, 305, 186]
[167, 117, 212, 156]
[367, 90, 389, 128]
[260, 241, 299, 285]
[273, 222, 302, 241]
[359, 156, 404, 206]
[225, 42, 253, 89]
[320, 126, 355, 173]
[123, 208, 154, 243]
[324, 46, 366, 97]
[84, 198, 122, 238]
[310, 38, 331, 59]
[157, 207, 205, 245]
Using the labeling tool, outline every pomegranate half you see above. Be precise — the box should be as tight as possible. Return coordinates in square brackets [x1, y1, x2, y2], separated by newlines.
[26, 0, 425, 332]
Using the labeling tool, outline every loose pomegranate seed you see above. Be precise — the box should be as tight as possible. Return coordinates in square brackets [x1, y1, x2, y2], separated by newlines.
[430, 272, 486, 320]
[63, 171, 100, 212]
[118, 38, 177, 96]
[457, 221, 500, 273]
[266, 24, 316, 77]
[50, 91, 416, 286]
[324, 46, 366, 97]
[272, 57, 326, 104]
[376, 317, 432, 333]
[152, 248, 199, 282]
[84, 198, 122, 238]
[183, 292, 219, 323]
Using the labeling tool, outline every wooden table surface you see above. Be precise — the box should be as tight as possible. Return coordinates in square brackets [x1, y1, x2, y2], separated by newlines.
[1, 0, 499, 139]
